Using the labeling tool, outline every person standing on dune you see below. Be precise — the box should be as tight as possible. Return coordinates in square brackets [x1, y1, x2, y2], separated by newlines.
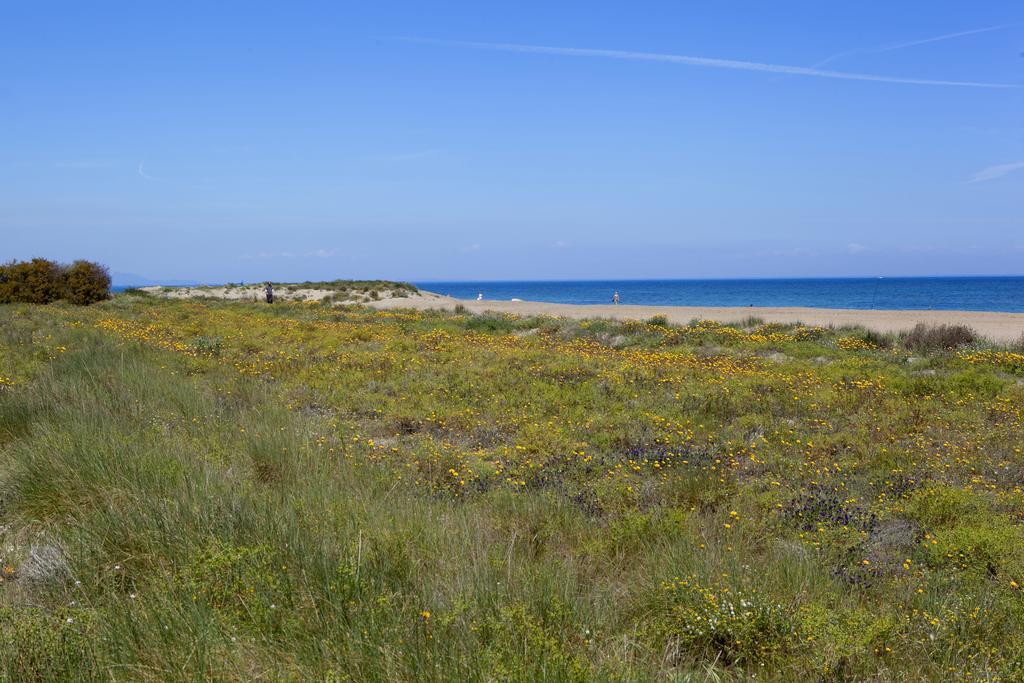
[265, 282, 274, 304]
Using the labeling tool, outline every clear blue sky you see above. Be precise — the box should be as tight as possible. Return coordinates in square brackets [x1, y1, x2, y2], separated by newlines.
[2, 2, 1022, 283]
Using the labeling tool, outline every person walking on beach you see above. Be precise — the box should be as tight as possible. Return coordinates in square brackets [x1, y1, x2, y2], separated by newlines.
[264, 282, 274, 304]
[612, 291, 620, 305]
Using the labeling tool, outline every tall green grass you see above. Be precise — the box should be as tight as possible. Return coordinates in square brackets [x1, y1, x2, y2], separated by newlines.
[2, 301, 1024, 680]
[0, 316, 645, 680]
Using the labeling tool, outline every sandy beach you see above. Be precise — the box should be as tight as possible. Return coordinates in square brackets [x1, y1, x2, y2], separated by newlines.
[368, 293, 1024, 343]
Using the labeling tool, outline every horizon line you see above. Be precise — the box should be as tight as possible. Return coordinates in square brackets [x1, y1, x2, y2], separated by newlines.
[114, 272, 1024, 286]
[412, 274, 1024, 283]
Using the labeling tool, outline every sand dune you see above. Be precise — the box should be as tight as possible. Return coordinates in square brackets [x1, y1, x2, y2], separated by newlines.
[368, 293, 1024, 343]
[139, 284, 440, 304]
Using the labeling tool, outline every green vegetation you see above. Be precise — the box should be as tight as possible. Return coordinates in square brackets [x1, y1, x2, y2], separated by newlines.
[1, 298, 1024, 680]
[187, 279, 416, 295]
[284, 278, 418, 294]
[904, 322, 977, 353]
[0, 259, 110, 306]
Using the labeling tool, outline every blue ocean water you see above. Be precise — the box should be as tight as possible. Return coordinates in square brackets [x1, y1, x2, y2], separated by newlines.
[416, 277, 1024, 313]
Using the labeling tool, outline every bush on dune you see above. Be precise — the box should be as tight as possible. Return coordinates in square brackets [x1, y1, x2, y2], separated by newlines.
[63, 260, 111, 305]
[0, 258, 64, 304]
[0, 258, 110, 305]
[646, 314, 669, 327]
[903, 323, 977, 352]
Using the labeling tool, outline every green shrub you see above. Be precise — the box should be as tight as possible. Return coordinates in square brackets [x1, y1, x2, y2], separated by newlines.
[0, 258, 64, 304]
[465, 313, 519, 333]
[861, 328, 894, 349]
[0, 607, 98, 680]
[179, 541, 293, 631]
[903, 484, 986, 527]
[646, 314, 669, 327]
[477, 601, 590, 680]
[645, 577, 801, 666]
[753, 321, 792, 335]
[0, 258, 110, 305]
[800, 606, 905, 677]
[190, 336, 223, 356]
[63, 260, 110, 305]
[924, 521, 1024, 577]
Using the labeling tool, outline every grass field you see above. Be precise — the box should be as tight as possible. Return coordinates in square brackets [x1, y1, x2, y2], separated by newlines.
[2, 295, 1024, 680]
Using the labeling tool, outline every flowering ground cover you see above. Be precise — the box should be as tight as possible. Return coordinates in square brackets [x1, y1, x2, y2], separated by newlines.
[1, 295, 1023, 680]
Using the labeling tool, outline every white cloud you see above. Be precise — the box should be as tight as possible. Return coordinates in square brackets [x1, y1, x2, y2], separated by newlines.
[460, 243, 481, 253]
[846, 242, 869, 254]
[969, 160, 1024, 183]
[401, 38, 1019, 89]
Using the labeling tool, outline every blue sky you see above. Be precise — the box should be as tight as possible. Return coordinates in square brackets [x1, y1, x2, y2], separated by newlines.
[2, 1, 1022, 283]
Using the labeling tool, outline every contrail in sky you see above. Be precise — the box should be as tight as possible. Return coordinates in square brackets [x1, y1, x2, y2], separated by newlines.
[400, 38, 1019, 89]
[969, 160, 1024, 183]
[878, 24, 1013, 53]
[814, 23, 1014, 67]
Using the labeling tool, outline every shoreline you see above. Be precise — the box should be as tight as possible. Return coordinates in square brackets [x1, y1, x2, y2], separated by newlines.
[368, 293, 1024, 343]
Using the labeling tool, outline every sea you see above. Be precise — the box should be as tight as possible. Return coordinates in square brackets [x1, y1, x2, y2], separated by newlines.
[415, 277, 1024, 313]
